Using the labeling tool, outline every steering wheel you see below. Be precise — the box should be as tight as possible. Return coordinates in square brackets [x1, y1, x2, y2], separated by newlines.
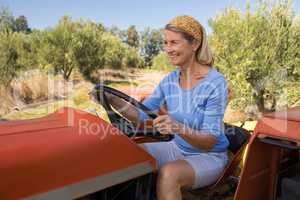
[93, 84, 174, 141]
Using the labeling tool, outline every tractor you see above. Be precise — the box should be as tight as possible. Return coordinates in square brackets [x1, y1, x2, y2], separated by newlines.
[0, 84, 299, 200]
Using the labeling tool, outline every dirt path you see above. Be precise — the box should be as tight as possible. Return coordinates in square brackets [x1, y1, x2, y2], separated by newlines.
[134, 71, 167, 84]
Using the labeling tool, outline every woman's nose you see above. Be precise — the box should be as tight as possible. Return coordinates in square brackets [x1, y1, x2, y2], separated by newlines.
[164, 45, 173, 53]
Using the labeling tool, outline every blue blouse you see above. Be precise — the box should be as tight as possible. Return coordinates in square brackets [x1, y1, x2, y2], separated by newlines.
[139, 68, 229, 153]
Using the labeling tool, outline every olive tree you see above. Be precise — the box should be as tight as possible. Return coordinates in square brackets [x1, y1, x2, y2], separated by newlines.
[209, 0, 300, 113]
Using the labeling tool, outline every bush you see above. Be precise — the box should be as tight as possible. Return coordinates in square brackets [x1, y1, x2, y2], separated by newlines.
[0, 85, 15, 116]
[72, 86, 91, 108]
[0, 30, 22, 85]
[11, 71, 50, 104]
[102, 33, 126, 69]
[151, 52, 175, 72]
[123, 47, 144, 68]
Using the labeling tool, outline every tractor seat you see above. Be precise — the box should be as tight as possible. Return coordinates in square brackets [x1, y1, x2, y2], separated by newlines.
[189, 123, 251, 195]
[224, 123, 250, 155]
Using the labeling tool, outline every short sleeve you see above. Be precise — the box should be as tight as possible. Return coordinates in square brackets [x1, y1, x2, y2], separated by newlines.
[200, 78, 228, 137]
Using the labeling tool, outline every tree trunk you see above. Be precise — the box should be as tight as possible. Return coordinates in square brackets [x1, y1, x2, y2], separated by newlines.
[270, 96, 277, 112]
[63, 71, 69, 81]
[253, 89, 266, 113]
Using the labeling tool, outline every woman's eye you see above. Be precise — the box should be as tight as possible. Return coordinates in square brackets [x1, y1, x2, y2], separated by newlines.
[164, 41, 178, 46]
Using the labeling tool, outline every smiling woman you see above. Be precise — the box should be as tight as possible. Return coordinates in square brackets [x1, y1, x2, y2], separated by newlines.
[93, 15, 230, 200]
[139, 16, 229, 200]
[163, 16, 213, 67]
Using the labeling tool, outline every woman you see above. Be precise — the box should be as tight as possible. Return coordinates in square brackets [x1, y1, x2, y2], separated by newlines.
[93, 15, 229, 200]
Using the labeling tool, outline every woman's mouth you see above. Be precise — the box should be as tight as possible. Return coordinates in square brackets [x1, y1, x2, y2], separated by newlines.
[169, 54, 178, 59]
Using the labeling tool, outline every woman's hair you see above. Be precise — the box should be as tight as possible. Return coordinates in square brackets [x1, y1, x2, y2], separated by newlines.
[165, 24, 198, 45]
[165, 16, 214, 66]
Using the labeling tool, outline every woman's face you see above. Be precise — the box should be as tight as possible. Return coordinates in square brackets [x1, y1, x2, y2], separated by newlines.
[163, 29, 197, 67]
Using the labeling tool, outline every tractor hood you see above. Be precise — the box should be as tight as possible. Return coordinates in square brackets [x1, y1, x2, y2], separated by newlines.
[254, 106, 300, 144]
[0, 107, 156, 199]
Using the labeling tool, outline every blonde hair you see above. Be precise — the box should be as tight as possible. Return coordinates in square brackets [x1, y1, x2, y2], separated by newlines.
[166, 15, 214, 66]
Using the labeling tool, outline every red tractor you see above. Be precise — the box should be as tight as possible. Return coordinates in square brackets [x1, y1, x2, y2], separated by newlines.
[0, 85, 299, 200]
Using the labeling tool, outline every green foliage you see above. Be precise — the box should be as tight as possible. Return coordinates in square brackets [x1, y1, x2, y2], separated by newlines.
[151, 52, 175, 72]
[126, 25, 139, 48]
[286, 81, 300, 107]
[0, 30, 21, 85]
[14, 15, 31, 33]
[28, 30, 48, 69]
[0, 11, 146, 84]
[141, 28, 164, 66]
[73, 87, 90, 107]
[73, 21, 106, 80]
[0, 6, 14, 31]
[40, 16, 78, 80]
[101, 32, 126, 69]
[108, 26, 126, 42]
[0, 7, 31, 33]
[123, 47, 144, 68]
[38, 16, 107, 81]
[0, 6, 156, 84]
[209, 0, 300, 113]
[15, 32, 37, 69]
[0, 8, 34, 85]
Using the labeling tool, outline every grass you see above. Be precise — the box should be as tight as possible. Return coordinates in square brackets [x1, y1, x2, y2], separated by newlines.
[2, 69, 114, 121]
[5, 91, 109, 122]
[4, 77, 257, 132]
[3, 68, 256, 133]
[5, 100, 69, 120]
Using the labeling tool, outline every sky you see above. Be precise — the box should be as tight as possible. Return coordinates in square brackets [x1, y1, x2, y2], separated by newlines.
[1, 0, 300, 32]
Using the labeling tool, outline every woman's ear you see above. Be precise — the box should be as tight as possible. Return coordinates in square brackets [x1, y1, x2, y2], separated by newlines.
[192, 40, 201, 52]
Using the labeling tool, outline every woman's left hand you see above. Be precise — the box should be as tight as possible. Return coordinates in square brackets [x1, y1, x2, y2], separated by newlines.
[153, 115, 183, 135]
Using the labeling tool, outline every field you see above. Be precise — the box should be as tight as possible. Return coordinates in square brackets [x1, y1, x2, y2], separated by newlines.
[0, 68, 257, 200]
[1, 69, 256, 132]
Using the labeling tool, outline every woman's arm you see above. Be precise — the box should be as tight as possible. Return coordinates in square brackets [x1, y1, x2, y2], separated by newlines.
[153, 115, 217, 151]
[178, 125, 218, 151]
[154, 78, 228, 151]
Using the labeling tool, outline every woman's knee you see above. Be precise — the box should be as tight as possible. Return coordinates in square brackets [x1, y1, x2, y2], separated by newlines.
[158, 163, 180, 185]
[158, 161, 196, 188]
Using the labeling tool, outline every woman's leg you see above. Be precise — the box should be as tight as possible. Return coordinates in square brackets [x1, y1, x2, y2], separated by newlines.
[141, 141, 184, 167]
[157, 151, 228, 200]
[157, 160, 195, 200]
[183, 152, 228, 189]
[141, 142, 227, 199]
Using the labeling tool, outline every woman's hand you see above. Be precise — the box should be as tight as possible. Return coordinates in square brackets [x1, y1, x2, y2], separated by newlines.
[153, 115, 183, 135]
